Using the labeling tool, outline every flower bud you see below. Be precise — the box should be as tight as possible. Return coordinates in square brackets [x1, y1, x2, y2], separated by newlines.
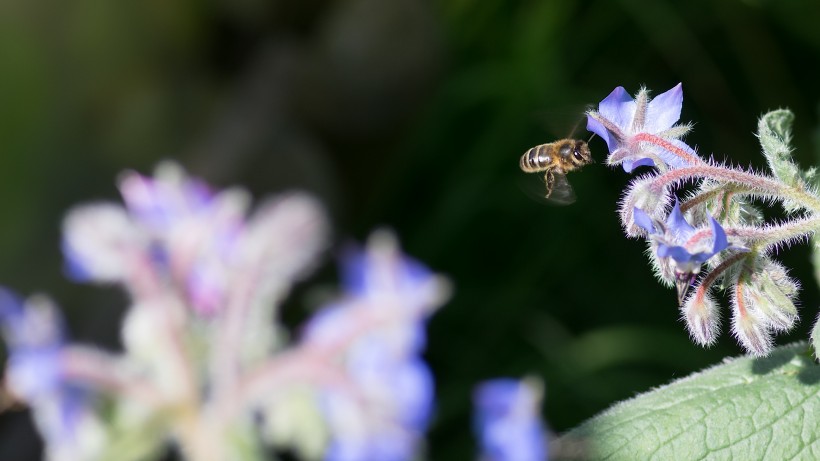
[681, 284, 720, 347]
[619, 175, 671, 238]
[746, 265, 799, 332]
[731, 281, 776, 356]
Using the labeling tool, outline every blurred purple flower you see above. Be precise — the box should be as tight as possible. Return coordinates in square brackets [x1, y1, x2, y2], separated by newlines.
[62, 164, 247, 312]
[474, 379, 546, 461]
[61, 163, 326, 318]
[586, 84, 700, 172]
[300, 232, 449, 461]
[0, 289, 89, 449]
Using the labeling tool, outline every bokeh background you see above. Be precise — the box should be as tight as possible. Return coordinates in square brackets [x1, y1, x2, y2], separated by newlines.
[3, 0, 820, 459]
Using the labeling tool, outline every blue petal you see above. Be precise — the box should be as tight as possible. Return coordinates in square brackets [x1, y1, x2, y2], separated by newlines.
[588, 86, 636, 154]
[474, 379, 521, 420]
[394, 359, 434, 429]
[340, 244, 434, 301]
[662, 245, 716, 266]
[325, 431, 414, 461]
[586, 115, 617, 153]
[656, 243, 671, 259]
[665, 199, 695, 236]
[633, 207, 657, 234]
[645, 83, 683, 132]
[708, 215, 729, 253]
[474, 379, 546, 461]
[690, 251, 716, 265]
[597, 86, 636, 130]
[622, 157, 656, 172]
[0, 287, 25, 322]
[340, 245, 368, 295]
[659, 245, 696, 263]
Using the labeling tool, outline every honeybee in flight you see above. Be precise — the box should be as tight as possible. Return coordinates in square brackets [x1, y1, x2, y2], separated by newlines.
[519, 138, 593, 204]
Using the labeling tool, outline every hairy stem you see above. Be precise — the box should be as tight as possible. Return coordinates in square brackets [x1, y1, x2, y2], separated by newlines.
[651, 164, 820, 211]
[632, 133, 705, 166]
[686, 216, 820, 252]
[61, 346, 163, 406]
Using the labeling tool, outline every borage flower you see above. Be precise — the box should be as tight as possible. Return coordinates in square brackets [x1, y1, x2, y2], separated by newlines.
[62, 162, 250, 315]
[586, 84, 703, 172]
[62, 162, 326, 323]
[6, 162, 453, 460]
[634, 200, 744, 303]
[473, 378, 547, 461]
[297, 231, 450, 461]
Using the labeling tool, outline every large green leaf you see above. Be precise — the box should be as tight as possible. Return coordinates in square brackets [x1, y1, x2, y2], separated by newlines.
[555, 342, 820, 460]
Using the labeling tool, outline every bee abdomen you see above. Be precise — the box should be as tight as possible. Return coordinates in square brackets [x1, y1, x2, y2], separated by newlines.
[520, 145, 547, 172]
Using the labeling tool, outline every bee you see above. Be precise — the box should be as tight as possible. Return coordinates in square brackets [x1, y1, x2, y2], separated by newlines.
[519, 138, 593, 204]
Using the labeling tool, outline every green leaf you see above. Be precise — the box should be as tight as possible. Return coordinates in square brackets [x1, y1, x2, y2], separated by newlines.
[758, 109, 799, 188]
[555, 342, 820, 461]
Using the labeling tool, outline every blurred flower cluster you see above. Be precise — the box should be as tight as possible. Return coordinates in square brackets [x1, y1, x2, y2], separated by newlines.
[0, 163, 460, 461]
[587, 84, 820, 356]
[0, 163, 551, 461]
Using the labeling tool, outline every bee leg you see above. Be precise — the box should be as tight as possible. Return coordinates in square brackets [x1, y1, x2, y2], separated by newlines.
[544, 170, 555, 197]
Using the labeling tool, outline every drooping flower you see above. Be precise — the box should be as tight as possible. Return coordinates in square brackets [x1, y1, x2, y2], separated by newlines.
[634, 199, 742, 302]
[586, 84, 702, 172]
[473, 378, 547, 461]
[299, 231, 449, 461]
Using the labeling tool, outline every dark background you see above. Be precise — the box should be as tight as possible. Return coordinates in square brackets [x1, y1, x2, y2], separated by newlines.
[2, 0, 820, 459]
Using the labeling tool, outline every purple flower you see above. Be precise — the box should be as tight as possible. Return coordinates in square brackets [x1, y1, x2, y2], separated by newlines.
[62, 163, 327, 318]
[62, 164, 247, 310]
[586, 84, 701, 172]
[634, 200, 741, 302]
[474, 379, 546, 461]
[118, 164, 247, 312]
[0, 289, 89, 449]
[300, 232, 449, 461]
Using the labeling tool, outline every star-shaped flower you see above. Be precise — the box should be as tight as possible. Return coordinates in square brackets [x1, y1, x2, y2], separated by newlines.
[634, 200, 742, 302]
[587, 84, 701, 172]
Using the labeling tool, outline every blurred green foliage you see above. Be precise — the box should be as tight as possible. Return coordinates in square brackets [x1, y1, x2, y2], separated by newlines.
[3, 0, 820, 459]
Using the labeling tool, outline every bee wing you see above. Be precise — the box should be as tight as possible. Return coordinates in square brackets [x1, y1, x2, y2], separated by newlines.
[545, 172, 576, 205]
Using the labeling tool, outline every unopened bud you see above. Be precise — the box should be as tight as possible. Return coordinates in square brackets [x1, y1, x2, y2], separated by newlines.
[681, 284, 720, 347]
